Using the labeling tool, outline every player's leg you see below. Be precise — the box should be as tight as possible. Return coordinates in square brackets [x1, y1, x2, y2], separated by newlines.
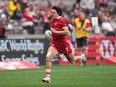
[81, 37, 88, 56]
[80, 37, 88, 65]
[75, 38, 84, 65]
[80, 46, 87, 65]
[64, 45, 82, 64]
[65, 53, 82, 64]
[42, 46, 58, 83]
[76, 38, 82, 56]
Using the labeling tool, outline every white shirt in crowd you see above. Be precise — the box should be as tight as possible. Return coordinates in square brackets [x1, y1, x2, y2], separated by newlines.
[101, 22, 114, 32]
[80, 0, 95, 10]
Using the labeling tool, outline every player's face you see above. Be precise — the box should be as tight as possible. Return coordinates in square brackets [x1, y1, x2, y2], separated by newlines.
[51, 9, 59, 19]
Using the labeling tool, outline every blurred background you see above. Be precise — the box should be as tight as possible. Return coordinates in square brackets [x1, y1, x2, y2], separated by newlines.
[0, 0, 115, 37]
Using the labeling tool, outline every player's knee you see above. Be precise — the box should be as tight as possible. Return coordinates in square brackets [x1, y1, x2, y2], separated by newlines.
[46, 56, 52, 61]
[46, 52, 52, 61]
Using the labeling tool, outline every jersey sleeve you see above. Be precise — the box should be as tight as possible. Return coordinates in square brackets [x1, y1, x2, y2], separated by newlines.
[85, 19, 91, 28]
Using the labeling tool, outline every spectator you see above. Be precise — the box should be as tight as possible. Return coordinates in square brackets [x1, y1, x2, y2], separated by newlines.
[80, 0, 95, 16]
[97, 10, 104, 26]
[70, 9, 79, 18]
[46, 0, 52, 7]
[0, 1, 5, 15]
[0, 14, 7, 38]
[7, 0, 21, 20]
[22, 7, 36, 34]
[40, 10, 51, 33]
[28, 4, 36, 16]
[99, 0, 109, 11]
[110, 15, 116, 32]
[101, 16, 115, 37]
[108, 0, 116, 14]
[68, 17, 76, 42]
[1, 13, 14, 34]
[72, 3, 79, 11]
[34, 9, 42, 22]
[0, 0, 115, 36]
[20, 0, 29, 13]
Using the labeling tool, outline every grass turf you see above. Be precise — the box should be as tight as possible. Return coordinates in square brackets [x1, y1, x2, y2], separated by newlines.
[0, 64, 116, 87]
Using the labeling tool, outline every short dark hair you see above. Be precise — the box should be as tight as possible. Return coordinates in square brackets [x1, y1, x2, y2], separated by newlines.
[52, 6, 62, 16]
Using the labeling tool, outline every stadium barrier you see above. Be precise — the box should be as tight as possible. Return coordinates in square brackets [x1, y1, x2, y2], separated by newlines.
[0, 36, 116, 68]
[87, 33, 100, 65]
[0, 38, 48, 66]
[0, 37, 59, 67]
[0, 60, 39, 70]
[59, 37, 116, 65]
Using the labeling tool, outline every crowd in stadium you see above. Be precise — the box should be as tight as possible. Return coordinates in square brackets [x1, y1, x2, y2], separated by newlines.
[0, 0, 116, 38]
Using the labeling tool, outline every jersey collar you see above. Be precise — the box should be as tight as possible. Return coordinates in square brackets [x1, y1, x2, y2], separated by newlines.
[57, 16, 61, 19]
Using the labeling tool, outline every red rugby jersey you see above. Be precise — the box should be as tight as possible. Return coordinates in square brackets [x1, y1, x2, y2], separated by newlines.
[50, 16, 69, 48]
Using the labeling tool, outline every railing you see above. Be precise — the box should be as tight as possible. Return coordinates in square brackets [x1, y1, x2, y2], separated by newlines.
[59, 36, 116, 65]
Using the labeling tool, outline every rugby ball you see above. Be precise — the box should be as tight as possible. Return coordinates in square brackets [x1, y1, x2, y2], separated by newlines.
[45, 30, 52, 41]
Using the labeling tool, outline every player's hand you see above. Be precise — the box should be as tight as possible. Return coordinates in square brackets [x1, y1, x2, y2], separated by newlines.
[81, 26, 85, 30]
[51, 28, 57, 33]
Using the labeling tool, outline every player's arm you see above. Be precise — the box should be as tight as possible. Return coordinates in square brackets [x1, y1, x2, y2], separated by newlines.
[51, 27, 69, 35]
[82, 20, 91, 32]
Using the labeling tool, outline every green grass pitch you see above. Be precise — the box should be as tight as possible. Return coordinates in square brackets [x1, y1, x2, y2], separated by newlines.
[0, 64, 116, 87]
